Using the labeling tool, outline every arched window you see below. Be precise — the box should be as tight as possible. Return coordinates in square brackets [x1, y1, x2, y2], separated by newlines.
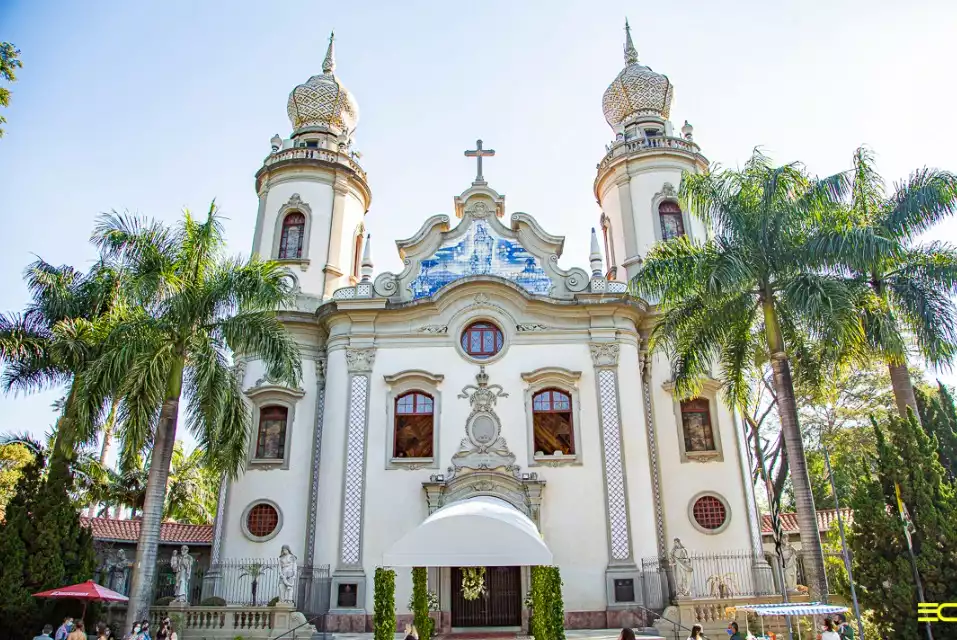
[256, 406, 288, 459]
[680, 398, 715, 452]
[394, 391, 434, 458]
[461, 322, 503, 359]
[659, 202, 685, 241]
[278, 212, 306, 259]
[532, 389, 575, 456]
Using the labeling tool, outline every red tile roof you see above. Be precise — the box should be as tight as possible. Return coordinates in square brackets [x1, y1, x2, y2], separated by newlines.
[760, 508, 853, 535]
[80, 517, 213, 545]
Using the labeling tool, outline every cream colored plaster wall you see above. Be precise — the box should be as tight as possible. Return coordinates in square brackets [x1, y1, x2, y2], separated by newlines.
[648, 351, 754, 557]
[221, 356, 319, 560]
[259, 178, 335, 297]
[357, 335, 627, 613]
[626, 168, 684, 257]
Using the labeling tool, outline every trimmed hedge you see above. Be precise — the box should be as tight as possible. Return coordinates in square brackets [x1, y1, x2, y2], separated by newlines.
[374, 567, 396, 640]
[411, 567, 434, 640]
[529, 566, 565, 640]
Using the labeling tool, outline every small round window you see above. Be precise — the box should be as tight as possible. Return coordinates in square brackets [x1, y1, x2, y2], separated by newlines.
[461, 322, 503, 359]
[246, 503, 280, 538]
[692, 495, 728, 531]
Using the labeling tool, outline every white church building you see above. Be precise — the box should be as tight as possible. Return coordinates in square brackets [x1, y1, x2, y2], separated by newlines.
[209, 22, 771, 631]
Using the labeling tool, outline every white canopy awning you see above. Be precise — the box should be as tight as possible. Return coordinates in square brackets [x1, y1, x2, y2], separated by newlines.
[382, 496, 552, 567]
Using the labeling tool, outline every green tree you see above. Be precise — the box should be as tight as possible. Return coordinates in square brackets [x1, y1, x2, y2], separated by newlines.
[0, 259, 121, 480]
[0, 442, 33, 520]
[810, 147, 957, 418]
[915, 383, 957, 480]
[0, 456, 42, 635]
[0, 42, 22, 138]
[847, 410, 957, 639]
[83, 204, 301, 628]
[631, 150, 857, 599]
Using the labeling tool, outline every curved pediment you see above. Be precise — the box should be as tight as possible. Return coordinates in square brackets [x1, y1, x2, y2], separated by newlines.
[374, 198, 589, 302]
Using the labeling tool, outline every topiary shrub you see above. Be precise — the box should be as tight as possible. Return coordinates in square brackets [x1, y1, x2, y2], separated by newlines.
[154, 596, 175, 606]
[411, 567, 434, 640]
[267, 596, 280, 607]
[546, 567, 565, 640]
[529, 566, 565, 640]
[201, 596, 227, 606]
[374, 567, 396, 640]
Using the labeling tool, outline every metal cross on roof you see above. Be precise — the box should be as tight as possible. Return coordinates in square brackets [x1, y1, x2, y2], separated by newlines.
[464, 139, 495, 183]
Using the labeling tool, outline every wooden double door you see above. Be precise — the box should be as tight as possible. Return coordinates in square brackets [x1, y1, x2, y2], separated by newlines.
[451, 566, 522, 627]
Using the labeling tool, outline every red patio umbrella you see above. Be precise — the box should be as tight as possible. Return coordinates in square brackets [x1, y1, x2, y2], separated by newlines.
[33, 580, 129, 619]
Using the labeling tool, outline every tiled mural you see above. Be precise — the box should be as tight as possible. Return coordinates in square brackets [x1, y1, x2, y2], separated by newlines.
[409, 220, 552, 299]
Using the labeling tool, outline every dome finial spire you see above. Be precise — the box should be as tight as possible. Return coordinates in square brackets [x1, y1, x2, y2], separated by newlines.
[623, 19, 638, 65]
[322, 31, 336, 74]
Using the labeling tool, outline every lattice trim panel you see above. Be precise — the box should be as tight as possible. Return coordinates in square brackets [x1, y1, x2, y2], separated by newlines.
[340, 375, 369, 566]
[598, 369, 631, 561]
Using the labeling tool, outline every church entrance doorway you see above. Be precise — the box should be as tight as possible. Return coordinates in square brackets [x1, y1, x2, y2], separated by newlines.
[451, 566, 521, 627]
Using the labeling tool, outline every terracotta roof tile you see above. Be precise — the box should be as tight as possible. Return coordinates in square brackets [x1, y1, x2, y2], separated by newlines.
[760, 508, 853, 535]
[80, 517, 213, 545]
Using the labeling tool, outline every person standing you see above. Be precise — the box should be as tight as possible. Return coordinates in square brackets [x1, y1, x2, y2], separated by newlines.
[66, 621, 85, 640]
[123, 621, 141, 640]
[33, 624, 54, 640]
[139, 621, 151, 640]
[727, 621, 744, 640]
[55, 618, 73, 640]
[838, 617, 856, 640]
[687, 624, 703, 639]
[155, 618, 176, 640]
[821, 618, 841, 640]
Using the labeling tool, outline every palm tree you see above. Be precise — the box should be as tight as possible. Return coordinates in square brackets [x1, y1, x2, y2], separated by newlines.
[810, 147, 957, 418]
[84, 203, 302, 628]
[630, 150, 859, 600]
[0, 259, 120, 478]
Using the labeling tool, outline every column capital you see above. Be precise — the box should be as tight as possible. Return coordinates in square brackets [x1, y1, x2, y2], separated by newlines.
[345, 347, 376, 373]
[590, 342, 620, 368]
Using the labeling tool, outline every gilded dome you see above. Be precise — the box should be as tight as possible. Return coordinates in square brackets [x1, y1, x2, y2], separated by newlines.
[601, 22, 673, 128]
[286, 33, 359, 134]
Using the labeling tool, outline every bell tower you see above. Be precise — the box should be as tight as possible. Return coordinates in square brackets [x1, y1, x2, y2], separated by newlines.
[594, 21, 708, 282]
[252, 33, 372, 300]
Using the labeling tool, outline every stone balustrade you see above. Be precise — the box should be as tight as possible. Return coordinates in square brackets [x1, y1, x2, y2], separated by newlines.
[597, 135, 702, 173]
[150, 604, 315, 639]
[264, 146, 367, 181]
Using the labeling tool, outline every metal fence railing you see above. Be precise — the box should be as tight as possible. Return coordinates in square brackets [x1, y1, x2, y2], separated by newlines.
[640, 550, 777, 602]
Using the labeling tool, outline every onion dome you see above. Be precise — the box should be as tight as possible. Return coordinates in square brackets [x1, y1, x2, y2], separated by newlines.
[286, 32, 360, 135]
[601, 20, 674, 128]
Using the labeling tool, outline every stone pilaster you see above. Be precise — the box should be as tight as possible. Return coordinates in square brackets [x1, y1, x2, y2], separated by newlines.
[323, 179, 351, 299]
[202, 474, 230, 599]
[331, 346, 375, 613]
[303, 354, 328, 567]
[639, 345, 667, 560]
[590, 342, 641, 608]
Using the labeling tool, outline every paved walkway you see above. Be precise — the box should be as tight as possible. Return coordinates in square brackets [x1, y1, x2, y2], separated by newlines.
[331, 631, 666, 640]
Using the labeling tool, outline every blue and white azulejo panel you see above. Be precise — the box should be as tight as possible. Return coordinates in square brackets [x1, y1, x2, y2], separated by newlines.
[409, 220, 552, 299]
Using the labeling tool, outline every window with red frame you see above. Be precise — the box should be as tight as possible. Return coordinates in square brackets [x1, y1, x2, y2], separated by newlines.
[247, 503, 280, 538]
[659, 201, 685, 241]
[532, 389, 575, 456]
[394, 391, 434, 458]
[692, 495, 727, 530]
[256, 406, 287, 459]
[278, 212, 305, 259]
[461, 322, 503, 358]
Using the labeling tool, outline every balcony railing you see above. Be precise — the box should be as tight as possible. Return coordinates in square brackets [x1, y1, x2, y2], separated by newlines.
[597, 135, 702, 173]
[263, 147, 367, 182]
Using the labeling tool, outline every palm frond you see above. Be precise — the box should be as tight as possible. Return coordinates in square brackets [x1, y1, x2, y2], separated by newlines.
[881, 169, 957, 239]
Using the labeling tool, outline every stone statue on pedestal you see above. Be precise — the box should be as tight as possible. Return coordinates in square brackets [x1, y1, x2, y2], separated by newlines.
[671, 537, 694, 597]
[782, 540, 798, 592]
[170, 545, 194, 603]
[279, 545, 299, 604]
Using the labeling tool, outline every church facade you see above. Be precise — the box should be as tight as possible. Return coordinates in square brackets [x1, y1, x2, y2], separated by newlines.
[209, 23, 769, 630]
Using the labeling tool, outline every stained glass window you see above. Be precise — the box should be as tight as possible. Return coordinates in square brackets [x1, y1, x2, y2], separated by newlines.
[279, 212, 305, 259]
[394, 392, 434, 458]
[256, 406, 287, 459]
[680, 398, 716, 453]
[461, 322, 503, 358]
[659, 202, 685, 241]
[532, 389, 574, 456]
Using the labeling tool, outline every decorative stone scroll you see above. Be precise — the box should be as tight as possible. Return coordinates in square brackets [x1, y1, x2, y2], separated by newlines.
[338, 348, 374, 567]
[451, 366, 517, 473]
[591, 342, 632, 562]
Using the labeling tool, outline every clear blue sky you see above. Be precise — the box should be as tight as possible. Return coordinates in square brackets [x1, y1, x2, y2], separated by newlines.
[1, 0, 956, 451]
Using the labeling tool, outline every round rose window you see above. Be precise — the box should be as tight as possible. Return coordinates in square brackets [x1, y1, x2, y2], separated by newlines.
[692, 495, 727, 531]
[246, 503, 280, 538]
[461, 322, 503, 359]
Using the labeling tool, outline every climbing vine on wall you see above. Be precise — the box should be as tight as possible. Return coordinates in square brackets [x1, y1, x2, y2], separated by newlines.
[374, 567, 396, 640]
